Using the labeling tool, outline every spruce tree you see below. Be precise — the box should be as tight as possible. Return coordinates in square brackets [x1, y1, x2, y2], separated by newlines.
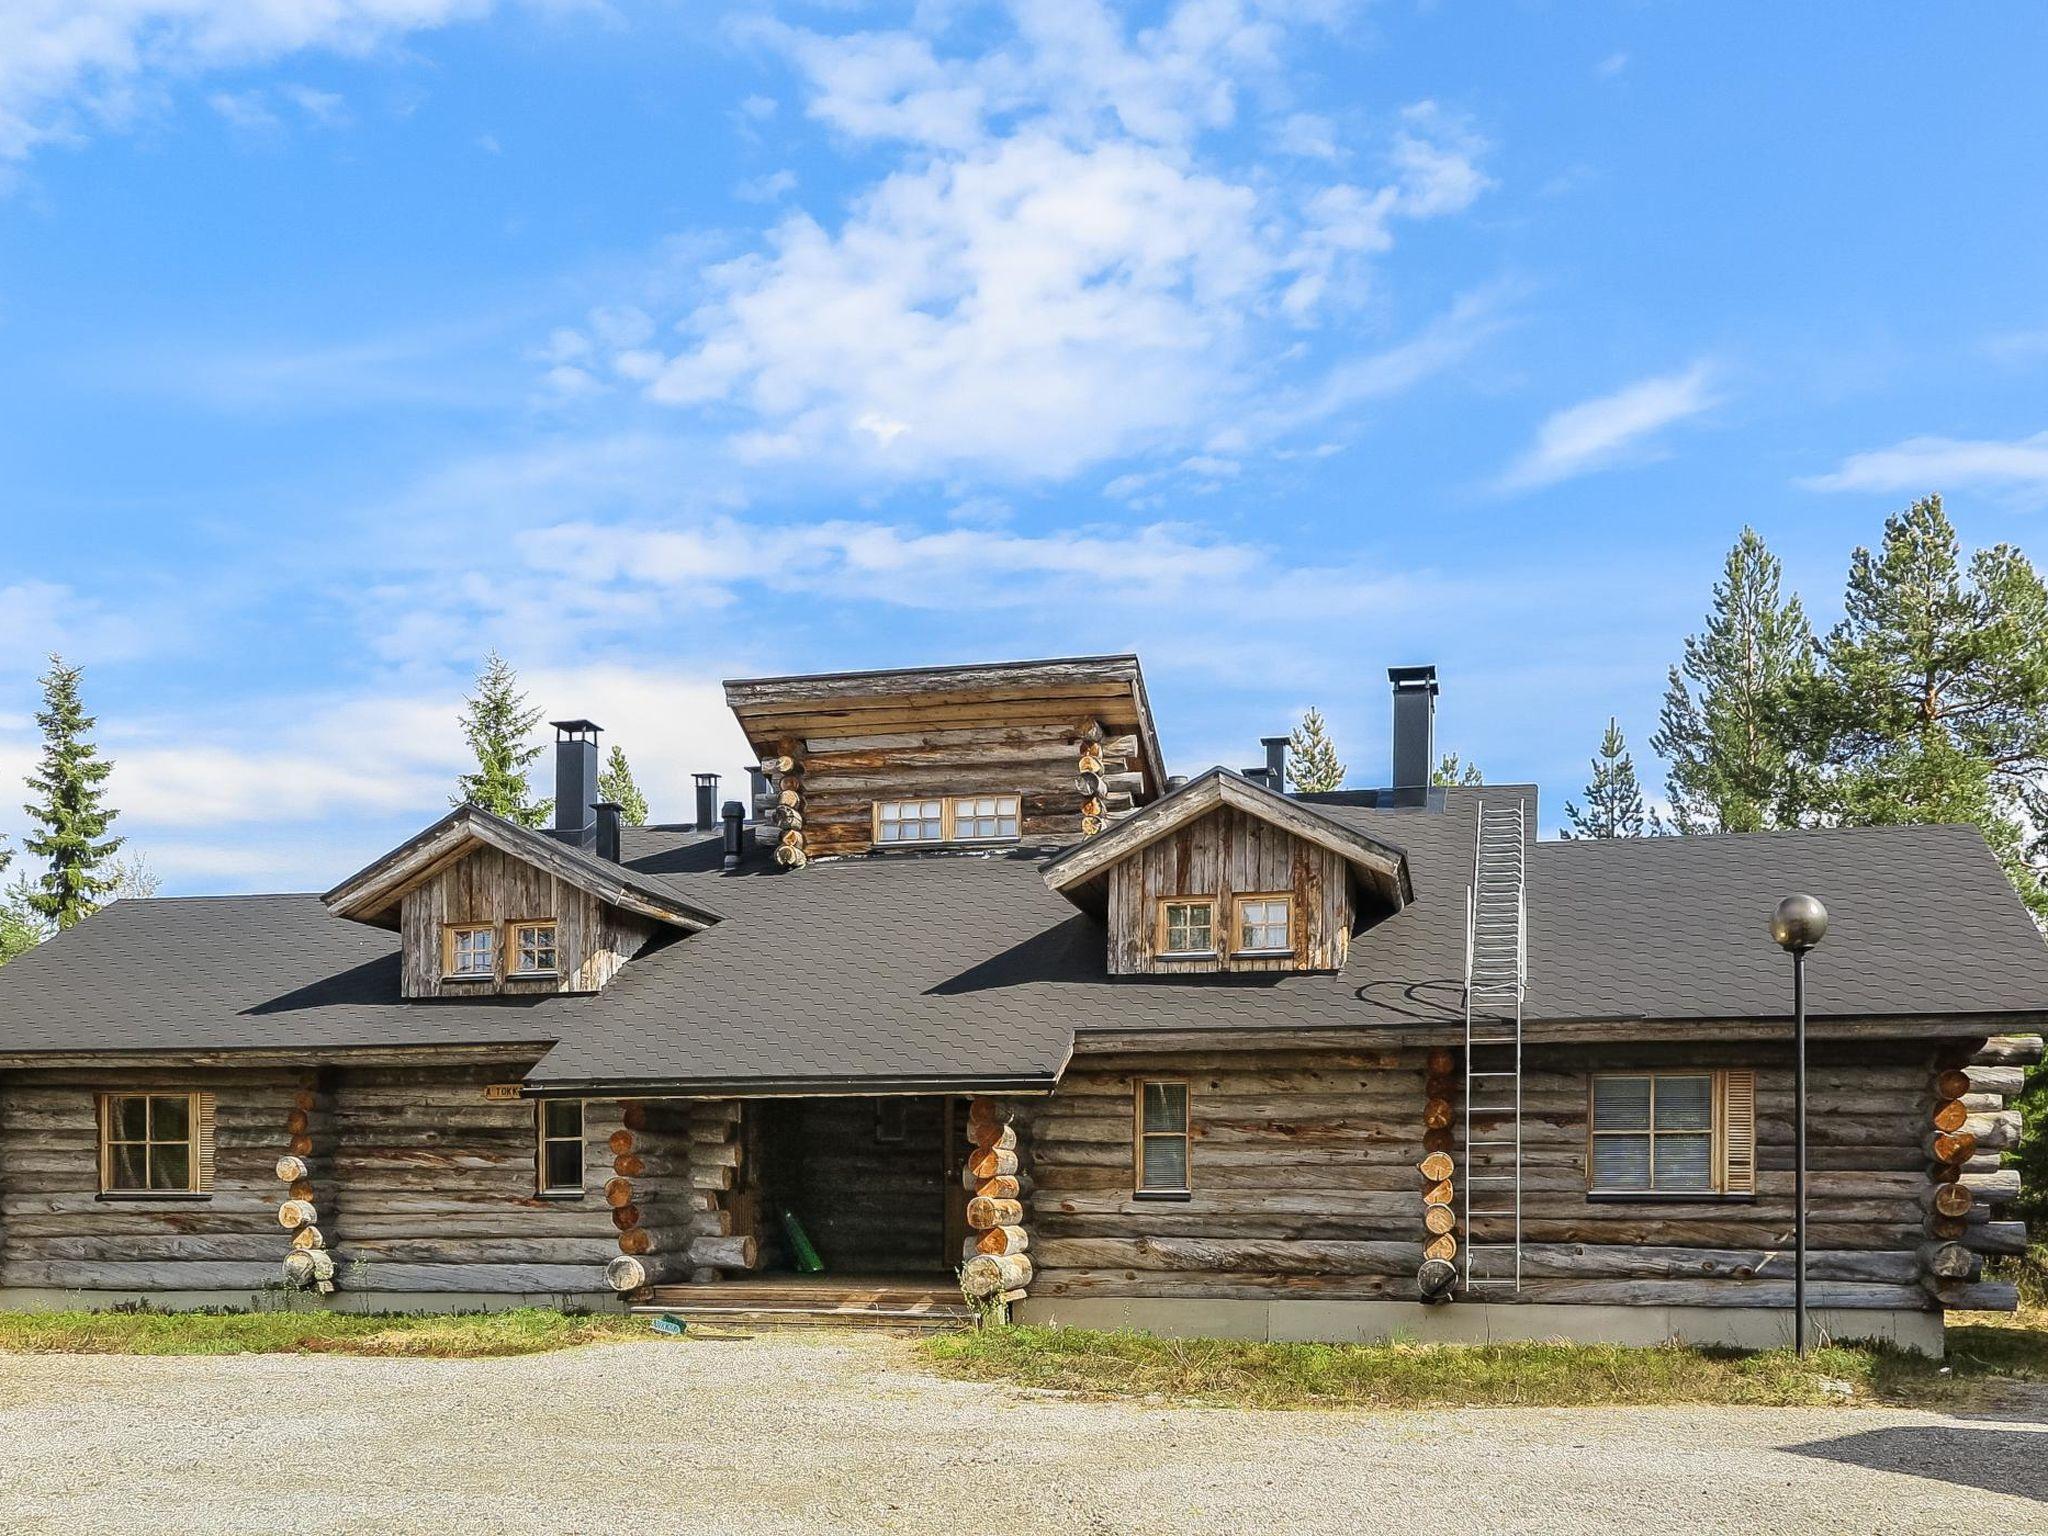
[1285, 708, 1345, 792]
[21, 656, 124, 929]
[1814, 494, 2048, 920]
[1651, 527, 1816, 833]
[453, 651, 552, 828]
[1562, 717, 1662, 838]
[598, 745, 651, 826]
[0, 875, 45, 966]
[1431, 753, 1482, 786]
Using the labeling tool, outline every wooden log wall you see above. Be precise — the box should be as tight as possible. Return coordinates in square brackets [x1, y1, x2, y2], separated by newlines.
[751, 1097, 947, 1274]
[276, 1074, 337, 1292]
[961, 1097, 1033, 1302]
[604, 1099, 746, 1292]
[1025, 1038, 1990, 1312]
[1104, 805, 1350, 975]
[666, 1099, 759, 1284]
[1917, 1034, 2036, 1311]
[773, 722, 1142, 860]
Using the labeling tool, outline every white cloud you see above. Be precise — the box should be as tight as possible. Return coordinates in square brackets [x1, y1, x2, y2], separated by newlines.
[1496, 361, 1720, 491]
[554, 0, 1490, 481]
[1982, 326, 2048, 364]
[1798, 430, 2048, 501]
[0, 0, 496, 163]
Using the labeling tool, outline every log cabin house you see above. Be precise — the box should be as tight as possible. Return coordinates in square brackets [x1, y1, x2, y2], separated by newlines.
[0, 653, 2040, 1354]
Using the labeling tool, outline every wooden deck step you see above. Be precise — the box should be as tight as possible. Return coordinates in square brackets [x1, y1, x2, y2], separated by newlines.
[634, 1277, 975, 1333]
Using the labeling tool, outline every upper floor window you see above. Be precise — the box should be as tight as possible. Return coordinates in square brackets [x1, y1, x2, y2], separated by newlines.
[99, 1092, 213, 1195]
[874, 794, 1021, 846]
[1233, 894, 1294, 955]
[512, 922, 559, 976]
[443, 923, 496, 980]
[1157, 899, 1216, 957]
[1589, 1070, 1755, 1196]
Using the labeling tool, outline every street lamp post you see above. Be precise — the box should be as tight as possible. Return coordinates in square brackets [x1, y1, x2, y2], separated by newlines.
[1771, 893, 1829, 1357]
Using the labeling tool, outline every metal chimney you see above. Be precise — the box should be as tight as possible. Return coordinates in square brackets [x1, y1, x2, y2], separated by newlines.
[551, 721, 602, 841]
[1388, 666, 1438, 806]
[747, 767, 768, 821]
[693, 772, 720, 831]
[593, 801, 624, 863]
[721, 800, 751, 870]
[1261, 735, 1289, 793]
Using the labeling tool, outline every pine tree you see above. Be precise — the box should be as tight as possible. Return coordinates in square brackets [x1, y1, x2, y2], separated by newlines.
[1651, 527, 1817, 834]
[1813, 494, 2048, 920]
[599, 745, 651, 826]
[1431, 753, 1482, 786]
[21, 656, 124, 929]
[452, 651, 552, 828]
[1285, 708, 1345, 792]
[1562, 718, 1662, 838]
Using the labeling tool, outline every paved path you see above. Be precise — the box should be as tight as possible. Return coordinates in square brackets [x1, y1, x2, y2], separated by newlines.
[0, 1334, 2041, 1534]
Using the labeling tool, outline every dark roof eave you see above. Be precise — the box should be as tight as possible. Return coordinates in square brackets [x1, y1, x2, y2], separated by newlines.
[520, 1072, 1061, 1099]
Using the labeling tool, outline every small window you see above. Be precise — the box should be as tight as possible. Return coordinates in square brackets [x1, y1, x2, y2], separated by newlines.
[511, 922, 558, 976]
[874, 1099, 908, 1143]
[100, 1092, 210, 1194]
[443, 924, 496, 979]
[876, 798, 945, 843]
[1233, 894, 1293, 955]
[538, 1099, 584, 1195]
[1158, 899, 1216, 957]
[950, 794, 1020, 841]
[1134, 1080, 1191, 1195]
[1589, 1071, 1752, 1195]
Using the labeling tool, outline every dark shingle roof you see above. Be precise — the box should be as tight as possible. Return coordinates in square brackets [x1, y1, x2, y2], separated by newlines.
[3, 795, 2045, 1085]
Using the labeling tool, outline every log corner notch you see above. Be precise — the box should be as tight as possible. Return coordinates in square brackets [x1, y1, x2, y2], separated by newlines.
[960, 1097, 1032, 1311]
[1417, 1047, 1458, 1304]
[1919, 1035, 2036, 1312]
[276, 1076, 336, 1293]
[1073, 722, 1142, 838]
[759, 748, 807, 869]
[605, 1098, 757, 1295]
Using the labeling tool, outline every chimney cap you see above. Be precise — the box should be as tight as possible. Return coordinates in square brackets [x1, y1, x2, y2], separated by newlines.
[1258, 734, 1291, 747]
[692, 771, 720, 785]
[1387, 665, 1438, 695]
[551, 718, 603, 738]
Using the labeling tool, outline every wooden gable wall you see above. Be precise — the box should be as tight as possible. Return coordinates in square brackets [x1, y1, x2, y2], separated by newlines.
[398, 844, 657, 998]
[1104, 804, 1351, 974]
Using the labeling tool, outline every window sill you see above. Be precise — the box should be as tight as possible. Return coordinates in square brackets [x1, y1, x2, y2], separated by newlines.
[1157, 950, 1220, 962]
[1586, 1191, 1755, 1204]
[97, 1191, 211, 1203]
[441, 972, 495, 984]
[1231, 948, 1298, 960]
[1133, 1188, 1193, 1202]
[534, 1189, 586, 1201]
[509, 971, 559, 981]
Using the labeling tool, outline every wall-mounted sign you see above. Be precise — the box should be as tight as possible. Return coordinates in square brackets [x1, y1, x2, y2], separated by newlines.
[484, 1083, 525, 1102]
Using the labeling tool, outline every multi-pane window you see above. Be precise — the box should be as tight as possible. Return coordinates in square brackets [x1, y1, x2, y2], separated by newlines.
[100, 1093, 202, 1194]
[1234, 895, 1293, 953]
[951, 794, 1020, 841]
[538, 1100, 584, 1195]
[1135, 1080, 1191, 1194]
[1159, 899, 1216, 956]
[876, 798, 945, 843]
[512, 922, 558, 975]
[1590, 1073, 1717, 1193]
[445, 924, 496, 978]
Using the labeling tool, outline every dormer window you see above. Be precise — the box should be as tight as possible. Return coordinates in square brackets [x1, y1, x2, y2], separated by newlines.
[1234, 894, 1294, 956]
[873, 794, 1021, 846]
[1157, 899, 1216, 957]
[443, 924, 496, 980]
[512, 922, 559, 976]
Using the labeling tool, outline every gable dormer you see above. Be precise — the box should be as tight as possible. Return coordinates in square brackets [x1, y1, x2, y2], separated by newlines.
[322, 805, 721, 998]
[724, 655, 1169, 864]
[1042, 769, 1411, 975]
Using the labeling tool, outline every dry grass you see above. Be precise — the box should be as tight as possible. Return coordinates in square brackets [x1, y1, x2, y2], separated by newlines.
[0, 1306, 645, 1358]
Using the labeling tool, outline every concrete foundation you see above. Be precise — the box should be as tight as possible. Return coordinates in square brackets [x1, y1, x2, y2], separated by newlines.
[0, 1288, 622, 1315]
[1013, 1296, 1946, 1357]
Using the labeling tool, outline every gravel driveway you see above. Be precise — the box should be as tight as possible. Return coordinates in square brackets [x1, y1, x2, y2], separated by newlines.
[0, 1333, 2041, 1535]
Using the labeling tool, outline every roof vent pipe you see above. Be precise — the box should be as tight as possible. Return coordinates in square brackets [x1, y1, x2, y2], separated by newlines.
[1261, 735, 1289, 793]
[721, 800, 750, 870]
[1388, 665, 1438, 806]
[593, 801, 624, 863]
[693, 773, 720, 831]
[550, 720, 602, 842]
[747, 767, 768, 822]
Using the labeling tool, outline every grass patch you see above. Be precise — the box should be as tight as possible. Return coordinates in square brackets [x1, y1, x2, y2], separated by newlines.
[0, 1306, 644, 1358]
[923, 1315, 2048, 1411]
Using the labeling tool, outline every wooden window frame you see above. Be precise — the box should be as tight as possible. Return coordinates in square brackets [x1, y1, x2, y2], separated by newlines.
[1586, 1069, 1755, 1200]
[1230, 892, 1296, 958]
[1154, 897, 1218, 959]
[870, 792, 1023, 847]
[98, 1091, 213, 1198]
[508, 919, 560, 978]
[1132, 1078, 1192, 1199]
[441, 922, 498, 982]
[536, 1099, 585, 1197]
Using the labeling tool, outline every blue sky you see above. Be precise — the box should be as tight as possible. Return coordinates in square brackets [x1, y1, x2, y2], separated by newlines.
[2, 2, 2045, 893]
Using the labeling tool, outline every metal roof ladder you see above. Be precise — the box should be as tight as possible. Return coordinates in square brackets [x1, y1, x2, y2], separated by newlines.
[1462, 798, 1526, 1296]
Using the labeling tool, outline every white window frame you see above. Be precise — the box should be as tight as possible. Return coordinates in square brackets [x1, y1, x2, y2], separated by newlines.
[872, 793, 1021, 846]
